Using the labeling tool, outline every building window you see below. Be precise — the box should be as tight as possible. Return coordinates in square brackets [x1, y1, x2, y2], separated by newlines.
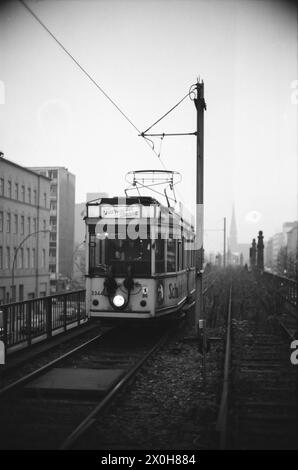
[43, 219, 47, 237]
[33, 189, 37, 204]
[42, 249, 46, 268]
[43, 192, 47, 208]
[14, 183, 19, 200]
[6, 213, 11, 233]
[50, 200, 57, 211]
[50, 216, 57, 231]
[7, 181, 12, 198]
[21, 185, 25, 202]
[21, 215, 24, 235]
[0, 287, 5, 305]
[0, 246, 3, 269]
[32, 248, 36, 268]
[0, 211, 3, 232]
[50, 185, 57, 197]
[0, 178, 4, 196]
[19, 248, 24, 268]
[48, 169, 58, 179]
[6, 247, 10, 269]
[33, 217, 37, 233]
[27, 187, 31, 204]
[27, 217, 31, 234]
[26, 248, 30, 268]
[13, 247, 17, 267]
[13, 214, 18, 234]
[50, 232, 56, 241]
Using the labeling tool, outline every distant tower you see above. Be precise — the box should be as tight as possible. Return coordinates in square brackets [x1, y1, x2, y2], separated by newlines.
[229, 205, 238, 253]
[257, 230, 264, 272]
[250, 238, 257, 270]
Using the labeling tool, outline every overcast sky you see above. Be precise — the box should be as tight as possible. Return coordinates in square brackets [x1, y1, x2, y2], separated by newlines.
[0, 0, 297, 252]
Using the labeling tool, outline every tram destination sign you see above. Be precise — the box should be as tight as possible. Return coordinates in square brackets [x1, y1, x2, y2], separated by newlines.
[101, 205, 141, 218]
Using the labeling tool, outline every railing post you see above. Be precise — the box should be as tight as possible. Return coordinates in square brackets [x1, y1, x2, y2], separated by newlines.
[63, 295, 67, 332]
[27, 301, 32, 347]
[46, 297, 52, 338]
[4, 308, 8, 348]
[0, 308, 7, 361]
[77, 292, 81, 326]
[11, 305, 15, 333]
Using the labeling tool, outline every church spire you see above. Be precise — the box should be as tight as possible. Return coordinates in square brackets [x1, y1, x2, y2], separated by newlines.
[229, 205, 238, 253]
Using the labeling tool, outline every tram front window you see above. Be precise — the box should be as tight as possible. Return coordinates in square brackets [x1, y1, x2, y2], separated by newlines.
[92, 237, 151, 276]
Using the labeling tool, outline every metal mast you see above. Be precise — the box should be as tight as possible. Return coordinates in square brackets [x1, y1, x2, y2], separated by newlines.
[194, 80, 206, 329]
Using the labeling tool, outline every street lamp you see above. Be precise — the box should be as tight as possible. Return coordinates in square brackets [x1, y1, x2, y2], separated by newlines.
[11, 229, 50, 302]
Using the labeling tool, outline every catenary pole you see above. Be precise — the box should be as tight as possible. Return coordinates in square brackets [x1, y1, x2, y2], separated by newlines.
[194, 80, 206, 329]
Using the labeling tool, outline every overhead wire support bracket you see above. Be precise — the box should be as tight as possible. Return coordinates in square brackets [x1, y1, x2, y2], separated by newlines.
[140, 132, 197, 137]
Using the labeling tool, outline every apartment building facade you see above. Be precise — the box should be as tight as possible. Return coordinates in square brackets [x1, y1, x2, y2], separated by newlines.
[286, 222, 298, 277]
[30, 167, 75, 293]
[0, 156, 50, 304]
[265, 222, 298, 277]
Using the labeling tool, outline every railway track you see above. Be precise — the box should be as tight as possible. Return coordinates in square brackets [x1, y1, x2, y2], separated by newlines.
[217, 273, 298, 449]
[0, 321, 172, 450]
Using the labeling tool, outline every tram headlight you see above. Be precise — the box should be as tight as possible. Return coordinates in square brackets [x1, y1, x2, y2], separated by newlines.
[112, 294, 125, 308]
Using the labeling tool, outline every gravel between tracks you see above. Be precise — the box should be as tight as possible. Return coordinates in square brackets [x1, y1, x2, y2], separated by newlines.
[76, 321, 225, 450]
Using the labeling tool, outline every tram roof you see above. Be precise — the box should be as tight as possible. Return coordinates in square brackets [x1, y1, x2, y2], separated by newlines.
[87, 196, 160, 206]
[86, 196, 195, 231]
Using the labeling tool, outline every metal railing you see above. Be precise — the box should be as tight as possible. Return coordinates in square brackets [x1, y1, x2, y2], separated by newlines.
[0, 290, 87, 352]
[262, 271, 297, 306]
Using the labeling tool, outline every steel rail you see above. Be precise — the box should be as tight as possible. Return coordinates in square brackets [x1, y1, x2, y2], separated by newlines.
[216, 285, 232, 449]
[60, 329, 171, 450]
[0, 331, 109, 397]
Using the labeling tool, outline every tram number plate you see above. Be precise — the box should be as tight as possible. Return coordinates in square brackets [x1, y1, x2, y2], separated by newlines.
[91, 290, 103, 296]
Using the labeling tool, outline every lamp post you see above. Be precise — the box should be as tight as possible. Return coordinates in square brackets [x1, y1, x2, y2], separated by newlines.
[11, 229, 50, 302]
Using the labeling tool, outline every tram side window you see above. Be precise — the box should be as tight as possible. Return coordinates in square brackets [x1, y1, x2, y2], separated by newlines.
[177, 240, 183, 271]
[181, 239, 185, 269]
[191, 250, 195, 267]
[155, 239, 165, 273]
[166, 238, 176, 273]
[184, 244, 190, 268]
[88, 225, 96, 273]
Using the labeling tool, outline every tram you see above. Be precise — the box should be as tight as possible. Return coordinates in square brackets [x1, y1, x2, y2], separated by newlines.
[84, 195, 196, 319]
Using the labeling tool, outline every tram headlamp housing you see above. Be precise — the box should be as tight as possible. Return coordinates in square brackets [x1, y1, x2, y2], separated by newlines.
[112, 294, 125, 308]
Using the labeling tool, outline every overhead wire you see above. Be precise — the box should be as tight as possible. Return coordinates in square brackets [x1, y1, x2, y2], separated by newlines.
[19, 0, 191, 204]
[19, 0, 163, 164]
